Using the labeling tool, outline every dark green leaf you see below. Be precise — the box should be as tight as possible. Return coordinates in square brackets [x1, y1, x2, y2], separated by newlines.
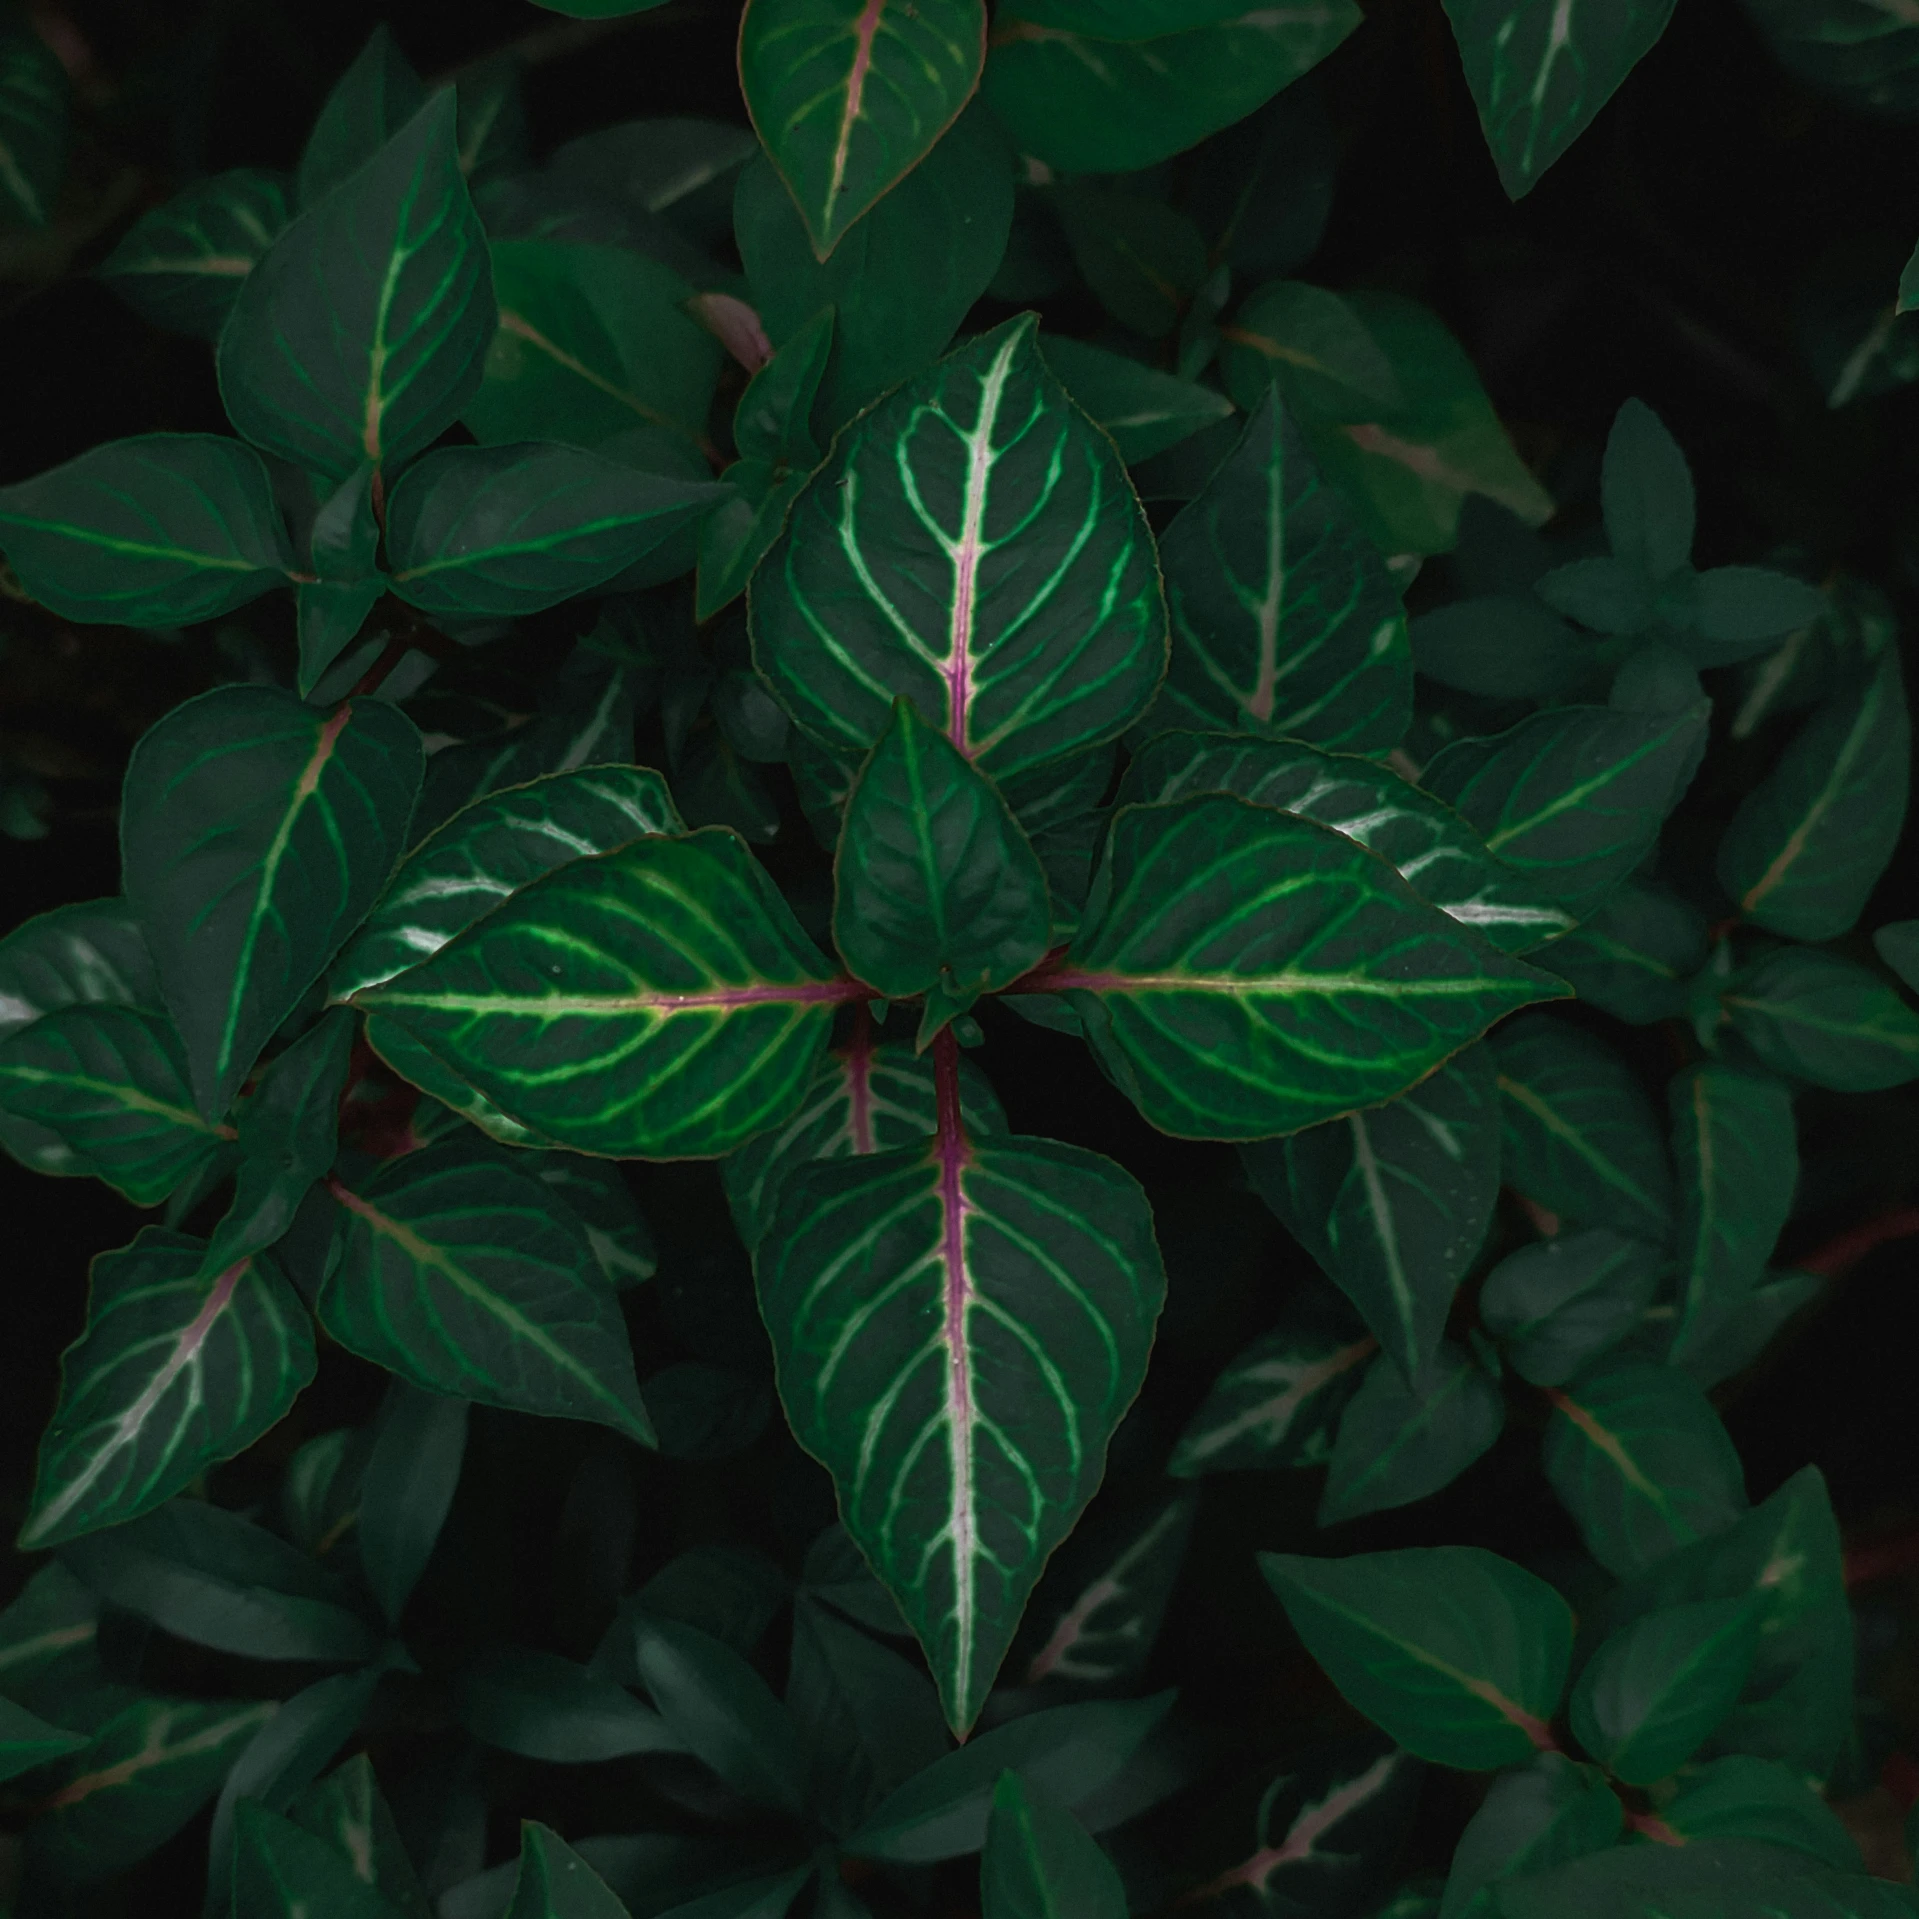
[0, 434, 292, 626]
[1723, 947, 1919, 1090]
[834, 698, 1051, 1023]
[321, 1139, 653, 1441]
[1147, 392, 1413, 753]
[752, 314, 1166, 783]
[1438, 1754, 1621, 1919]
[0, 25, 69, 227]
[1539, 882, 1709, 1024]
[1411, 596, 1584, 700]
[1039, 337, 1236, 466]
[535, 1153, 656, 1288]
[1602, 397, 1693, 579]
[981, 8, 1360, 174]
[655, 1870, 814, 1919]
[1543, 1356, 1746, 1576]
[1717, 647, 1909, 941]
[123, 684, 423, 1120]
[1168, 1287, 1376, 1475]
[1051, 183, 1208, 339]
[735, 308, 833, 465]
[507, 1823, 642, 1918]
[96, 169, 291, 338]
[18, 1228, 313, 1550]
[1422, 702, 1707, 920]
[0, 1563, 103, 1709]
[358, 1380, 468, 1626]
[759, 1121, 1165, 1734]
[1478, 1229, 1664, 1386]
[1260, 1547, 1570, 1769]
[697, 462, 805, 622]
[286, 1755, 434, 1916]
[1490, 1014, 1674, 1242]
[235, 1798, 409, 1918]
[1242, 1047, 1501, 1382]
[0, 1695, 86, 1783]
[219, 92, 496, 483]
[353, 830, 853, 1157]
[1672, 1264, 1820, 1391]
[460, 1646, 679, 1761]
[297, 25, 426, 208]
[1123, 732, 1577, 952]
[363, 1017, 563, 1151]
[1321, 1342, 1506, 1523]
[735, 105, 1013, 428]
[739, 0, 986, 258]
[1690, 567, 1828, 663]
[982, 1771, 1126, 1919]
[1568, 1596, 1758, 1785]
[0, 898, 159, 1043]
[1667, 1065, 1797, 1368]
[1876, 919, 1919, 993]
[1534, 555, 1655, 636]
[1049, 794, 1564, 1140]
[1654, 1756, 1861, 1869]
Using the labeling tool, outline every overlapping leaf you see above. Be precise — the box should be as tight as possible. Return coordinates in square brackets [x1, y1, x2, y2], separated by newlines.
[0, 25, 69, 228]
[123, 685, 423, 1120]
[1042, 794, 1563, 1140]
[96, 170, 291, 339]
[1039, 336, 1236, 465]
[1478, 1229, 1664, 1386]
[296, 25, 426, 208]
[1440, 1752, 1622, 1919]
[751, 314, 1167, 781]
[982, 1771, 1127, 1919]
[1723, 947, 1919, 1089]
[354, 829, 855, 1158]
[1320, 1342, 1506, 1522]
[1539, 882, 1708, 1024]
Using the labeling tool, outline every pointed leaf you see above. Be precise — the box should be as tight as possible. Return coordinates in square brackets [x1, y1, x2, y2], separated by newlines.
[735, 308, 834, 465]
[352, 830, 854, 1157]
[1667, 1065, 1797, 1368]
[123, 685, 424, 1120]
[219, 91, 496, 482]
[740, 0, 986, 259]
[0, 898, 159, 1039]
[386, 443, 726, 618]
[1438, 1754, 1622, 1919]
[321, 1139, 652, 1441]
[982, 1771, 1127, 1919]
[1124, 731, 1577, 952]
[534, 1153, 656, 1289]
[1320, 1341, 1506, 1523]
[287, 1755, 432, 1916]
[1490, 1014, 1674, 1242]
[834, 698, 1051, 1009]
[1039, 335, 1236, 465]
[1717, 646, 1910, 941]
[1543, 1356, 1747, 1576]
[358, 1380, 468, 1625]
[297, 24, 425, 206]
[1149, 391, 1412, 753]
[460, 1647, 679, 1761]
[1259, 1547, 1570, 1769]
[1722, 948, 1919, 1090]
[0, 1696, 86, 1784]
[1045, 794, 1564, 1140]
[235, 1799, 408, 1919]
[1601, 398, 1694, 580]
[1656, 1757, 1861, 1870]
[96, 169, 291, 336]
[508, 1823, 638, 1919]
[1876, 919, 1919, 992]
[19, 1228, 312, 1550]
[1478, 1229, 1664, 1386]
[751, 314, 1166, 781]
[1423, 702, 1707, 920]
[1540, 881, 1708, 1024]
[1242, 1047, 1501, 1382]
[758, 1104, 1166, 1733]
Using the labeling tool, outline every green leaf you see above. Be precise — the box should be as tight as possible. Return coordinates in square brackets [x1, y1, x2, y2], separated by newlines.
[656, 1871, 814, 1919]
[1146, 392, 1413, 753]
[1321, 1342, 1506, 1523]
[1723, 946, 1919, 1090]
[1047, 794, 1564, 1141]
[723, 1032, 1005, 1251]
[287, 1755, 432, 1916]
[1655, 1756, 1862, 1869]
[320, 1139, 652, 1441]
[1051, 183, 1208, 339]
[1690, 567, 1828, 664]
[834, 698, 1051, 1023]
[1038, 337, 1236, 466]
[1260, 1546, 1570, 1769]
[740, 0, 986, 259]
[1534, 555, 1655, 636]
[1412, 595, 1584, 700]
[364, 1017, 563, 1150]
[234, 1799, 409, 1919]
[460, 1646, 678, 1761]
[96, 169, 291, 339]
[736, 308, 834, 465]
[0, 1695, 86, 1784]
[735, 105, 1013, 429]
[358, 1380, 467, 1626]
[1875, 919, 1919, 993]
[123, 685, 423, 1120]
[758, 1106, 1166, 1733]
[218, 91, 496, 483]
[331, 765, 681, 1001]
[0, 898, 159, 1043]
[1242, 1048, 1501, 1383]
[1672, 1265, 1821, 1392]
[25, 1695, 277, 1881]
[0, 1006, 230, 1204]
[1438, 1754, 1622, 1919]
[1478, 1229, 1664, 1386]
[982, 1771, 1127, 1919]
[980, 7, 1361, 174]
[385, 443, 724, 617]
[296, 24, 426, 208]
[1601, 397, 1694, 581]
[1667, 1065, 1797, 1369]
[353, 829, 853, 1158]
[1124, 732, 1577, 952]
[1168, 1288, 1377, 1475]
[1443, 0, 1677, 198]
[1542, 1356, 1746, 1576]
[0, 1563, 103, 1707]
[1717, 647, 1910, 941]
[752, 314, 1166, 783]
[846, 1694, 1172, 1859]
[1539, 882, 1709, 1025]
[1422, 702, 1707, 920]
[507, 1823, 638, 1919]
[533, 1153, 656, 1288]
[1568, 1596, 1759, 1786]
[0, 434, 293, 626]
[465, 239, 722, 456]
[696, 463, 810, 624]
[18, 1228, 313, 1550]
[0, 26, 67, 229]
[1490, 1015, 1674, 1242]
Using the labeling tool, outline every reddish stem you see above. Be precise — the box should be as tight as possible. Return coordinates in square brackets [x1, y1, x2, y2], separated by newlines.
[1792, 1204, 1919, 1282]
[1629, 1811, 1683, 1845]
[1846, 1531, 1919, 1591]
[933, 1021, 964, 1150]
[350, 632, 413, 699]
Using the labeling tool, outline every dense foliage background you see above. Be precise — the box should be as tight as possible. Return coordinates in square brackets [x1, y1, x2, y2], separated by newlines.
[4, 0, 1919, 1914]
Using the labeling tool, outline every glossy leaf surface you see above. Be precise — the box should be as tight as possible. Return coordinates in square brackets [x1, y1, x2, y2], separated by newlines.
[1723, 947, 1919, 1089]
[1050, 795, 1563, 1140]
[1321, 1342, 1506, 1522]
[123, 687, 422, 1120]
[1656, 1756, 1862, 1868]
[355, 830, 851, 1158]
[739, 0, 986, 258]
[981, 1771, 1127, 1919]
